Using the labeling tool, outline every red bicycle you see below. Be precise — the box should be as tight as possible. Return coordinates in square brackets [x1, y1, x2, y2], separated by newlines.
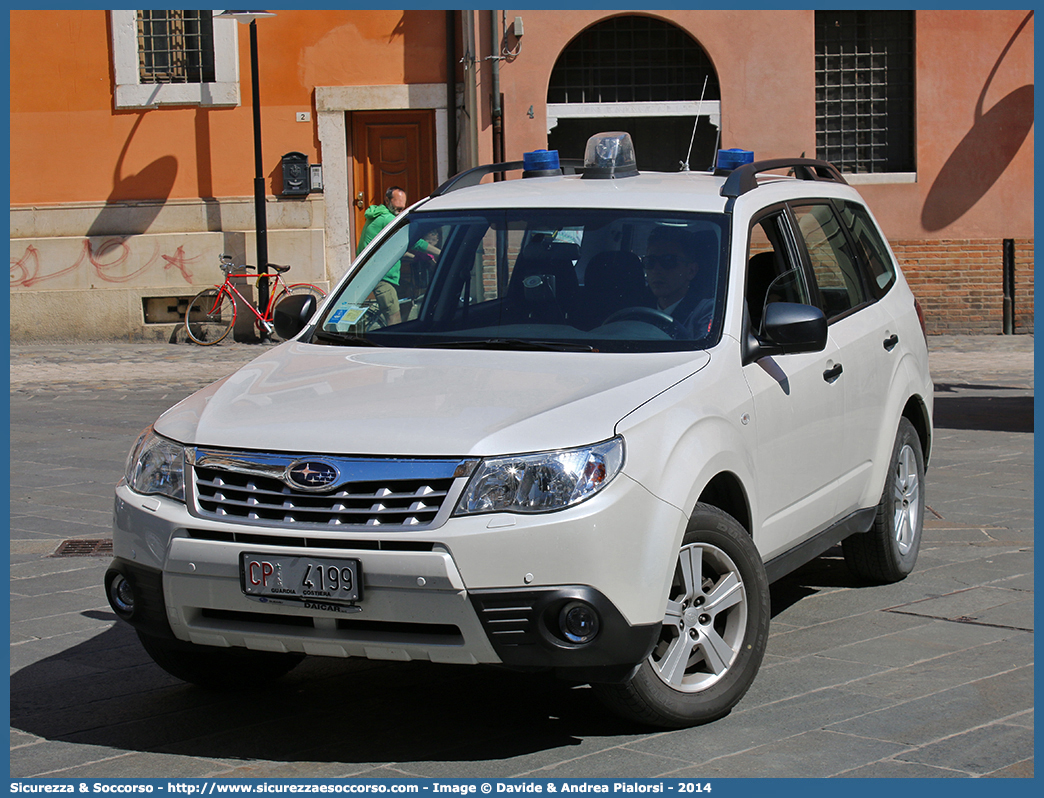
[184, 255, 326, 345]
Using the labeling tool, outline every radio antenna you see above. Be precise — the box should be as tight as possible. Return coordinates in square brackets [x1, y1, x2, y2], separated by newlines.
[681, 75, 709, 172]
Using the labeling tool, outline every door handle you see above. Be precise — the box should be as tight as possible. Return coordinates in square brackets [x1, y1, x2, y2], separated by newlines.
[883, 334, 899, 351]
[355, 191, 366, 210]
[823, 363, 843, 383]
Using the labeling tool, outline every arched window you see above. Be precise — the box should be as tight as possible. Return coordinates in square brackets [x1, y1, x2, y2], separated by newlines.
[547, 16, 721, 172]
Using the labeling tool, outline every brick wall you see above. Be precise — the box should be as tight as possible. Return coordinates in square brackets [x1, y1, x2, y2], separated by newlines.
[891, 238, 1034, 335]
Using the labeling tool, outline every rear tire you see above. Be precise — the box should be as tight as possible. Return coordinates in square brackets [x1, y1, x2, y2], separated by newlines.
[185, 288, 235, 346]
[595, 504, 769, 728]
[843, 417, 925, 583]
[137, 631, 303, 689]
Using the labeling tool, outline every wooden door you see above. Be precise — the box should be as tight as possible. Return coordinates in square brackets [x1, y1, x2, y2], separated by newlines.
[351, 110, 436, 249]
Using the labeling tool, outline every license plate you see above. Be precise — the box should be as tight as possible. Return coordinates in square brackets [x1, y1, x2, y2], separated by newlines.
[240, 553, 362, 603]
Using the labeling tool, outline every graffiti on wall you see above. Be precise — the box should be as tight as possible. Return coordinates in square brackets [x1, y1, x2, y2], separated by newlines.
[11, 238, 200, 289]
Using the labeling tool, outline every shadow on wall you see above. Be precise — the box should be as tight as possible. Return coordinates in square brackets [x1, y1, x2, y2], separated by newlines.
[86, 113, 178, 238]
[922, 11, 1034, 231]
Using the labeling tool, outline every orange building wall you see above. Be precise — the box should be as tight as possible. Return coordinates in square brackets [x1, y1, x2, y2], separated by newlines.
[8, 9, 1034, 339]
[490, 9, 1032, 243]
[9, 9, 448, 206]
[10, 9, 1033, 239]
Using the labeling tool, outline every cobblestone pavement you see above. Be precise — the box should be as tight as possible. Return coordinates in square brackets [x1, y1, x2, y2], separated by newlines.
[9, 340, 277, 393]
[8, 335, 1034, 779]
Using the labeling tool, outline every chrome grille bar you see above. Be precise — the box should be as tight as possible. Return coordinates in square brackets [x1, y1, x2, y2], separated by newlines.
[190, 448, 475, 530]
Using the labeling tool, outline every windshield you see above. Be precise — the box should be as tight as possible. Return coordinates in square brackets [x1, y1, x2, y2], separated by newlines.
[313, 208, 730, 353]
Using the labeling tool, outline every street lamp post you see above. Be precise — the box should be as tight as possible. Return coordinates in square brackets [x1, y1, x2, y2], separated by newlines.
[218, 10, 276, 319]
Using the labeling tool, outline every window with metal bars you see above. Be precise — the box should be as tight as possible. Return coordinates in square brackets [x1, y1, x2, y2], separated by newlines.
[815, 10, 915, 173]
[548, 16, 719, 104]
[137, 10, 215, 85]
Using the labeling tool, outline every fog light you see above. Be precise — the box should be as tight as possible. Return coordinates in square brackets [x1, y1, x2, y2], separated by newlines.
[108, 573, 135, 616]
[560, 601, 600, 644]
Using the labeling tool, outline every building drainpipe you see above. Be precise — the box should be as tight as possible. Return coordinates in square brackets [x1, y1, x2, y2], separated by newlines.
[490, 9, 504, 176]
[461, 11, 479, 171]
[446, 10, 458, 178]
[1002, 238, 1015, 334]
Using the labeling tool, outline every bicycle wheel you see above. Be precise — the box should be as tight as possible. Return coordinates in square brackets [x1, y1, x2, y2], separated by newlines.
[185, 288, 235, 345]
[274, 283, 327, 304]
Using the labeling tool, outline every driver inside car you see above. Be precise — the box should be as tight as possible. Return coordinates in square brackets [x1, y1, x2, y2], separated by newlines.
[641, 226, 713, 337]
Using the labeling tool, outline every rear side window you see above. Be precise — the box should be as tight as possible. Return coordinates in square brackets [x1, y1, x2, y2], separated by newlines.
[838, 201, 897, 296]
[792, 203, 869, 321]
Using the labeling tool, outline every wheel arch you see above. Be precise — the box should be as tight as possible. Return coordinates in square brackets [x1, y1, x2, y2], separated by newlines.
[859, 348, 934, 509]
[696, 471, 752, 535]
[902, 394, 932, 466]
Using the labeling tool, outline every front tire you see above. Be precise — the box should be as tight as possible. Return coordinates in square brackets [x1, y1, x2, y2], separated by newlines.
[137, 631, 303, 689]
[595, 504, 770, 728]
[843, 417, 925, 583]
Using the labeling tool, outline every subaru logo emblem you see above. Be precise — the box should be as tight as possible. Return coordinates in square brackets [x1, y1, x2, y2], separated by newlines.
[285, 460, 340, 492]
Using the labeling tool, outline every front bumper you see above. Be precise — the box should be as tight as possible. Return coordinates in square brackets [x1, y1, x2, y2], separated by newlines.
[111, 475, 678, 678]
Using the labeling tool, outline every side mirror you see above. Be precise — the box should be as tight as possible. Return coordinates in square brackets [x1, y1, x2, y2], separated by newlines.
[743, 302, 827, 365]
[273, 293, 318, 340]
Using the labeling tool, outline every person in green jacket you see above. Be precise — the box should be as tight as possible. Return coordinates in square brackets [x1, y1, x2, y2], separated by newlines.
[357, 186, 443, 327]
[357, 186, 408, 325]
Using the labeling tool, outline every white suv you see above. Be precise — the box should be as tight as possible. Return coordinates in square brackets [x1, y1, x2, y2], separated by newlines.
[108, 133, 932, 728]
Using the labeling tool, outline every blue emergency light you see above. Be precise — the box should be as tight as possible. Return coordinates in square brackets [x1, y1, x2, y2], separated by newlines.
[522, 149, 562, 177]
[716, 148, 755, 171]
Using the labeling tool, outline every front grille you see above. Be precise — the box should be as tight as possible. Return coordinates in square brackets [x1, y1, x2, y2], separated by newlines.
[194, 469, 451, 526]
[190, 448, 470, 530]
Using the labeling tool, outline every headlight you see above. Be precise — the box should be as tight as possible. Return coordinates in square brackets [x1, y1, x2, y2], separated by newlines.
[455, 437, 624, 516]
[125, 426, 186, 502]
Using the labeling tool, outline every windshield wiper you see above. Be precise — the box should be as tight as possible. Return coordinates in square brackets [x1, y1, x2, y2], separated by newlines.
[420, 338, 595, 352]
[312, 330, 384, 347]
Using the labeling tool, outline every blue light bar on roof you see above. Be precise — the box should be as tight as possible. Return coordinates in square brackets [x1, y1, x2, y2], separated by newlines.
[522, 149, 561, 176]
[716, 148, 755, 171]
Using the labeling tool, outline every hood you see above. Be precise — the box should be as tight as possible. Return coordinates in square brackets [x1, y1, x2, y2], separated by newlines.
[155, 342, 711, 457]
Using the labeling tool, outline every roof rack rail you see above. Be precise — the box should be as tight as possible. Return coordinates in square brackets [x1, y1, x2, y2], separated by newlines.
[719, 158, 847, 199]
[432, 159, 584, 197]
